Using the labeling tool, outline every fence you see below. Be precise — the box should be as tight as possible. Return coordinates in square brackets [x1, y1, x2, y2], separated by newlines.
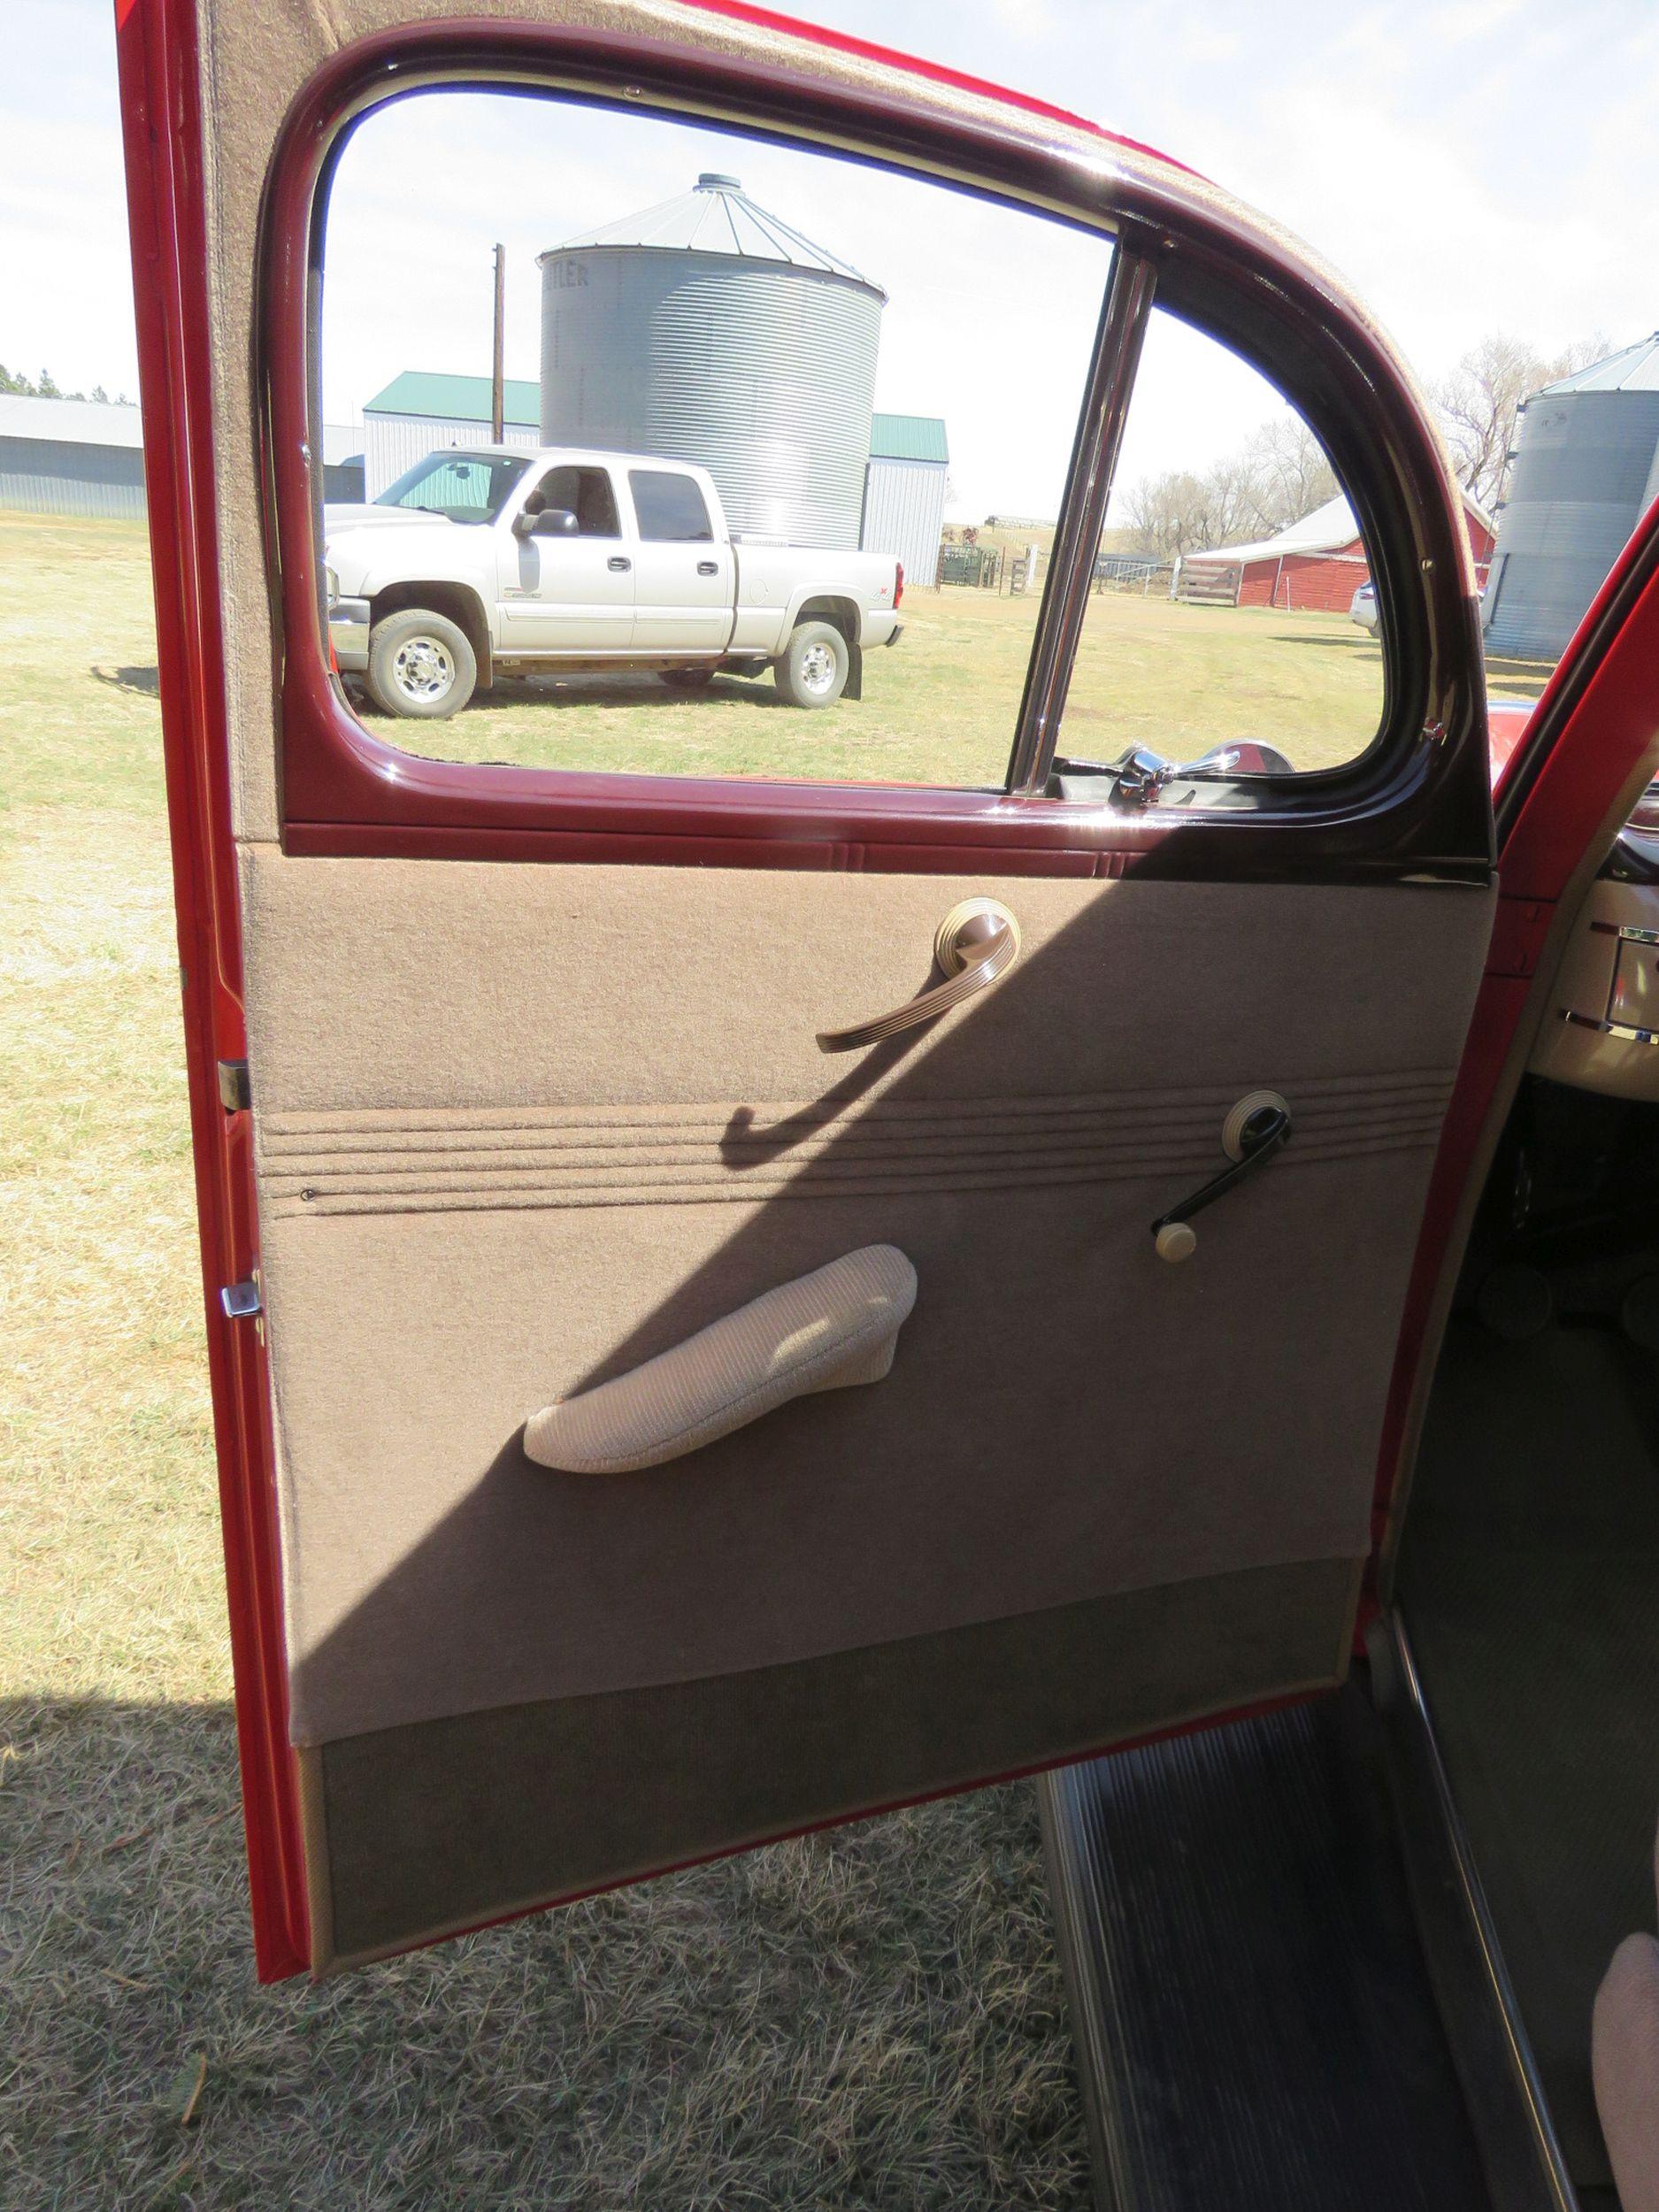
[936, 542, 1003, 588]
[1092, 553, 1174, 596]
[1173, 560, 1242, 605]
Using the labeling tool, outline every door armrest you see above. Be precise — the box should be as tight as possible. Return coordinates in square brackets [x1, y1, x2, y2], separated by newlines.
[524, 1245, 918, 1474]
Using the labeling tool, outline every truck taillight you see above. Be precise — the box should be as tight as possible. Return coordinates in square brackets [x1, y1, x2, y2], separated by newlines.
[895, 561, 904, 608]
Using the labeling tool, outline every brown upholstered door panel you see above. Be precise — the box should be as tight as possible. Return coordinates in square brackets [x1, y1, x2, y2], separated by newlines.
[240, 851, 1493, 1964]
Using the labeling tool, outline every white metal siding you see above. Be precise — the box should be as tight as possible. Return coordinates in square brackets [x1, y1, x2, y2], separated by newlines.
[0, 436, 148, 518]
[363, 411, 539, 499]
[860, 457, 947, 581]
[0, 414, 358, 520]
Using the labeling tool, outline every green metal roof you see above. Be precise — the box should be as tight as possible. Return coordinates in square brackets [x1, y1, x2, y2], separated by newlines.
[363, 378, 949, 467]
[869, 412, 949, 465]
[363, 370, 541, 424]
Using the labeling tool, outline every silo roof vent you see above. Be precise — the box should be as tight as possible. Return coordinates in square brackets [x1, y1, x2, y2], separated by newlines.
[543, 174, 885, 297]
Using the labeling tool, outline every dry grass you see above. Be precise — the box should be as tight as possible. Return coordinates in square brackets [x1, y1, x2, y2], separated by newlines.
[385, 578, 1389, 782]
[0, 511, 1089, 2211]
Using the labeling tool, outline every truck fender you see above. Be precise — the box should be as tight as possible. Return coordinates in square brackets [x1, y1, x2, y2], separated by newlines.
[365, 577, 494, 691]
[782, 592, 864, 695]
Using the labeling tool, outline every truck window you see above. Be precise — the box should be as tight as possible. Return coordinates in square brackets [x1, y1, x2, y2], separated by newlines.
[374, 451, 529, 523]
[629, 470, 714, 543]
[533, 465, 621, 537]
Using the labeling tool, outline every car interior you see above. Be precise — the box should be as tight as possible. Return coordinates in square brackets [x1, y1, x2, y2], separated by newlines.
[1394, 777, 1659, 2208]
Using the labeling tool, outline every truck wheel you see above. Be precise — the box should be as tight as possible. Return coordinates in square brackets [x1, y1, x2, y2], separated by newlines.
[365, 608, 477, 719]
[775, 620, 849, 709]
[660, 666, 717, 691]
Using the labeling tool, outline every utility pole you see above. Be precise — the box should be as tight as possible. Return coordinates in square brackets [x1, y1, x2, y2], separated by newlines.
[490, 243, 505, 442]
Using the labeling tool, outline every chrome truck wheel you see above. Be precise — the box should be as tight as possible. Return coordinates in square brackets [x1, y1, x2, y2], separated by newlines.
[775, 618, 849, 709]
[365, 607, 478, 719]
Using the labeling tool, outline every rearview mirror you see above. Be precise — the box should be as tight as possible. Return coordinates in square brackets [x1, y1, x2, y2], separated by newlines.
[513, 506, 580, 540]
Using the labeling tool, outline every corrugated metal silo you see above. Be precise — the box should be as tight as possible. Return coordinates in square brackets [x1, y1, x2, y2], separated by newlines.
[1484, 333, 1659, 661]
[538, 174, 885, 549]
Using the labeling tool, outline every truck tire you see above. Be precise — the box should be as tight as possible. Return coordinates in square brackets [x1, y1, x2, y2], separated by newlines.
[774, 619, 849, 709]
[365, 607, 477, 719]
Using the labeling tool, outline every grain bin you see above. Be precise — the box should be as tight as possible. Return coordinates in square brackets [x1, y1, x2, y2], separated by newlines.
[1484, 333, 1659, 661]
[538, 173, 885, 549]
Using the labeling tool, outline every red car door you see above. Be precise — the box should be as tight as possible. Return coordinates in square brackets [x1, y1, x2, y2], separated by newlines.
[115, 0, 1612, 1984]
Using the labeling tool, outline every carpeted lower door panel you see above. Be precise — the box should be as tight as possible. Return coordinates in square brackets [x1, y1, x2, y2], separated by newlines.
[311, 1555, 1358, 1970]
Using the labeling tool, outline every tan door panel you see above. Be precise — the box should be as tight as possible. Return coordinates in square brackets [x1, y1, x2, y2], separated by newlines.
[242, 849, 1491, 1953]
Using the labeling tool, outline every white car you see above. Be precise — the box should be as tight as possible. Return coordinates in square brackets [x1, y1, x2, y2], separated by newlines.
[324, 446, 904, 717]
[1349, 580, 1379, 634]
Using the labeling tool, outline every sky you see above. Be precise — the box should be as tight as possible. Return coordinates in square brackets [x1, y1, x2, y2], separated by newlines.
[6, 0, 1659, 520]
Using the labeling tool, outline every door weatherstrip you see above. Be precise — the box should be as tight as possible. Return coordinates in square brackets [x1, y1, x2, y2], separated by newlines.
[1372, 1610, 1578, 2212]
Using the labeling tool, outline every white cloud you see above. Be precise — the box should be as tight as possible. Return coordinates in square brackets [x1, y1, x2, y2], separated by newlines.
[6, 0, 1659, 521]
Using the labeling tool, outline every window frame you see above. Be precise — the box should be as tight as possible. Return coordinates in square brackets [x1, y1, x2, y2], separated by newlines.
[267, 27, 1491, 885]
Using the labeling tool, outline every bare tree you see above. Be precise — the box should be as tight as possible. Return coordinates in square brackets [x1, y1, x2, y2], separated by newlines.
[1120, 410, 1336, 562]
[1123, 470, 1225, 561]
[1240, 415, 1337, 534]
[1119, 327, 1615, 566]
[1434, 333, 1609, 509]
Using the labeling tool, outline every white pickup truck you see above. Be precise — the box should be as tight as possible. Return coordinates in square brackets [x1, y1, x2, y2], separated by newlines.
[324, 445, 905, 718]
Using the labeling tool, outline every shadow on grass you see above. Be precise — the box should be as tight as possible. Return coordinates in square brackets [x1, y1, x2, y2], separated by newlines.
[1485, 655, 1557, 701]
[2, 1695, 1086, 2212]
[351, 669, 788, 726]
[90, 664, 161, 698]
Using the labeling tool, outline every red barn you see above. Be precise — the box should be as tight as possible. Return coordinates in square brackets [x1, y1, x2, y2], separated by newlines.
[1180, 490, 1494, 612]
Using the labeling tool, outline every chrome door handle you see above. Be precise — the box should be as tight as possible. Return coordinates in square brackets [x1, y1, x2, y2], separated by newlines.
[817, 899, 1021, 1054]
[697, 559, 719, 576]
[608, 556, 631, 572]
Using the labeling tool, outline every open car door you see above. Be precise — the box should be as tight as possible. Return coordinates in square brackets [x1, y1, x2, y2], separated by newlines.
[116, 0, 1499, 1978]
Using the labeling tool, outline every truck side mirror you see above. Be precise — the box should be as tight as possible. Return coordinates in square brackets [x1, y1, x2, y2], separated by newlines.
[513, 507, 579, 540]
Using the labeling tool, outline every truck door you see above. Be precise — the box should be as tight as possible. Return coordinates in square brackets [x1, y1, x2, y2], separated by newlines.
[626, 469, 735, 656]
[495, 463, 634, 655]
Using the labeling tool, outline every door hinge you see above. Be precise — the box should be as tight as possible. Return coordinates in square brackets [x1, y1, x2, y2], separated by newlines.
[217, 1058, 251, 1113]
[1485, 895, 1555, 979]
[220, 1276, 263, 1320]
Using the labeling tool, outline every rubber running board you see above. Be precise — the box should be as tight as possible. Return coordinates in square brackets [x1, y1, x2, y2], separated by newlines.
[1039, 1686, 1494, 2212]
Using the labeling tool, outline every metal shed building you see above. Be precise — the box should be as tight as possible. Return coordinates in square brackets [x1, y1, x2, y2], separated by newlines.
[1483, 334, 1659, 662]
[861, 413, 948, 581]
[0, 395, 149, 518]
[539, 173, 885, 548]
[361, 371, 541, 498]
[0, 393, 364, 517]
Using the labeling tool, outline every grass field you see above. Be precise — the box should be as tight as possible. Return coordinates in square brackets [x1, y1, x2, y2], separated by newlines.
[0, 511, 1091, 2211]
[0, 510, 1413, 2208]
[380, 576, 1389, 782]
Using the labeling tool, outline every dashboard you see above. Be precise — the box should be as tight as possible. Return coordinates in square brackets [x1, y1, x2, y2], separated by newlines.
[1532, 781, 1659, 1098]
